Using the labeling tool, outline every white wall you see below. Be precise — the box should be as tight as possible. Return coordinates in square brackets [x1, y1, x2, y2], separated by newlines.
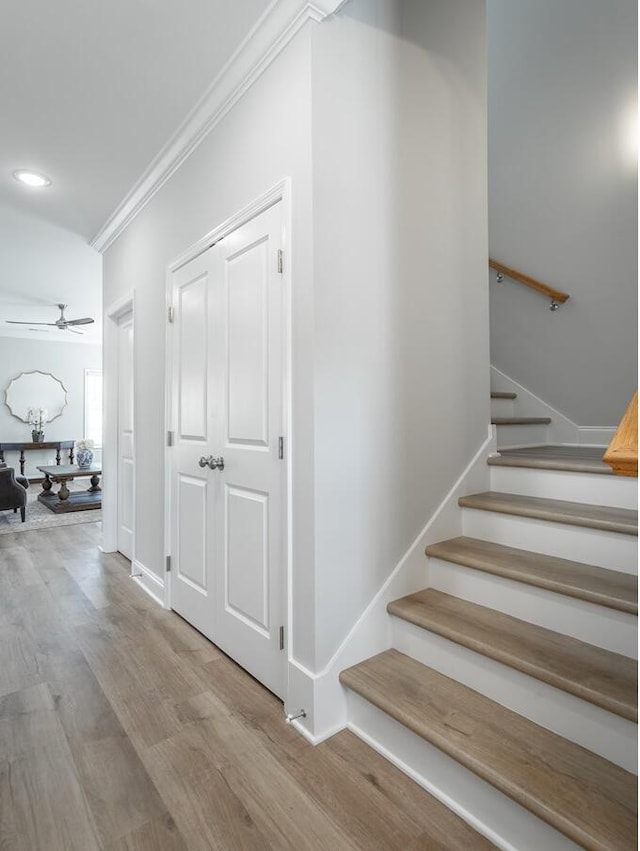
[103, 29, 317, 665]
[311, 0, 489, 668]
[102, 1, 489, 711]
[488, 0, 637, 427]
[0, 337, 102, 476]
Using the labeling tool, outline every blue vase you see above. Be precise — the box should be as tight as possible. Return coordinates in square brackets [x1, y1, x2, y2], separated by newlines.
[77, 449, 93, 468]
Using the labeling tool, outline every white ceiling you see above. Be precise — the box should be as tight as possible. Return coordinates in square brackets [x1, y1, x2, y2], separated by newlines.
[0, 0, 273, 343]
[0, 203, 103, 345]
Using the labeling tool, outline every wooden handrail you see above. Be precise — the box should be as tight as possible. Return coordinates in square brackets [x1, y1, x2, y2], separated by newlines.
[603, 391, 638, 477]
[489, 258, 570, 306]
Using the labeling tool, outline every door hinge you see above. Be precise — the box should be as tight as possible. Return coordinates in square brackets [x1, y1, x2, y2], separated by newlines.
[167, 430, 174, 447]
[168, 305, 175, 323]
[277, 249, 283, 274]
[279, 625, 285, 650]
[166, 555, 172, 573]
[278, 436, 284, 460]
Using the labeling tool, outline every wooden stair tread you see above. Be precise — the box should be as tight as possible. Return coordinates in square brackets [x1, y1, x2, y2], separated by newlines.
[340, 650, 638, 851]
[490, 391, 517, 399]
[491, 416, 551, 425]
[387, 589, 637, 720]
[424, 536, 638, 614]
[459, 491, 638, 536]
[491, 445, 613, 474]
[499, 445, 608, 459]
[489, 452, 614, 474]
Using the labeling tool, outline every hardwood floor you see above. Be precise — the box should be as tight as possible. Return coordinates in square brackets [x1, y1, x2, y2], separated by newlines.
[0, 523, 495, 851]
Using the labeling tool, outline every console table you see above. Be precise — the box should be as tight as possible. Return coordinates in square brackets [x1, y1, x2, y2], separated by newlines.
[0, 441, 75, 477]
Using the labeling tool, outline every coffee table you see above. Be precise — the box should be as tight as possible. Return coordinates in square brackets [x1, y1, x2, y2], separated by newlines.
[37, 464, 102, 513]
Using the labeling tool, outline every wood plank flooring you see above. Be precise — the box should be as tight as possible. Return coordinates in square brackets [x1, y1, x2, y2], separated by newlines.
[0, 523, 495, 851]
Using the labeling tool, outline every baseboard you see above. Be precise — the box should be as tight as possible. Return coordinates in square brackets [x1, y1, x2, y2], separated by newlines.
[577, 427, 615, 445]
[490, 366, 617, 447]
[131, 559, 167, 607]
[346, 693, 581, 851]
[289, 426, 495, 742]
[491, 366, 579, 443]
[346, 714, 515, 851]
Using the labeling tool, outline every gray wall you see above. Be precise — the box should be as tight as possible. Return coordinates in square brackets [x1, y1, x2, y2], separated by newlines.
[488, 0, 637, 426]
[0, 337, 102, 476]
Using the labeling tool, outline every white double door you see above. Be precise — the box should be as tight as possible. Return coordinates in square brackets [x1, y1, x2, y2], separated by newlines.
[170, 203, 286, 698]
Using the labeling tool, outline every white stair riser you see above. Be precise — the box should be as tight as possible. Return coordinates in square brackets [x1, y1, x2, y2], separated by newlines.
[462, 508, 638, 574]
[495, 423, 549, 447]
[390, 618, 638, 773]
[489, 465, 637, 510]
[490, 398, 516, 418]
[346, 691, 584, 851]
[426, 558, 637, 658]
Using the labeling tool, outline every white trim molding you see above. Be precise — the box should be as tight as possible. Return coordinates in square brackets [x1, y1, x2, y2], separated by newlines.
[102, 292, 136, 555]
[132, 559, 167, 608]
[168, 179, 290, 273]
[576, 427, 616, 446]
[90, 0, 347, 253]
[287, 426, 495, 743]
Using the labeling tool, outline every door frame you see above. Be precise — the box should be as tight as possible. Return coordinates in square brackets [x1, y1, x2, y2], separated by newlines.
[103, 291, 136, 573]
[164, 178, 293, 698]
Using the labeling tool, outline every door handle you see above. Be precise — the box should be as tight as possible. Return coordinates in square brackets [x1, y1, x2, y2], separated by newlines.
[198, 455, 224, 471]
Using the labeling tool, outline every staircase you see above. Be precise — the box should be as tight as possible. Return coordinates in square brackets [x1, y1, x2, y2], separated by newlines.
[491, 390, 552, 447]
[340, 424, 638, 849]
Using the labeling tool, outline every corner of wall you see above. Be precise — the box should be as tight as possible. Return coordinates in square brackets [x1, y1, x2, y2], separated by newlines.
[291, 426, 495, 743]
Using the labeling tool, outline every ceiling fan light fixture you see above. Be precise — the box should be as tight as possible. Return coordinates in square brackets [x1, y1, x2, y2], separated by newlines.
[6, 304, 95, 333]
[13, 169, 52, 188]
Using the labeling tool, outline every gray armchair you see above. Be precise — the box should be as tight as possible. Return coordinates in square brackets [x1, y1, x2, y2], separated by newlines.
[0, 465, 29, 522]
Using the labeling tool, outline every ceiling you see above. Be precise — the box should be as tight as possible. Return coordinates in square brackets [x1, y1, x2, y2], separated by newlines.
[0, 0, 273, 343]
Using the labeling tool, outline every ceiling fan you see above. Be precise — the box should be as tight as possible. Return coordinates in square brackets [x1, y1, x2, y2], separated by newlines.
[6, 303, 95, 335]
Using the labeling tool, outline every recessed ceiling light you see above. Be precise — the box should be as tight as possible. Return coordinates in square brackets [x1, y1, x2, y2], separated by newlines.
[13, 169, 51, 188]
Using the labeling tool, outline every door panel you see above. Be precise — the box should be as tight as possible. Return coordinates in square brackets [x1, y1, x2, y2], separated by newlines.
[178, 273, 209, 440]
[226, 238, 269, 446]
[170, 201, 286, 698]
[225, 485, 270, 635]
[176, 474, 208, 591]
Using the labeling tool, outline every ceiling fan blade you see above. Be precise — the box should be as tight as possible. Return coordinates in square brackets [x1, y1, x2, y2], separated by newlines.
[67, 327, 84, 335]
[6, 320, 57, 326]
[66, 317, 94, 326]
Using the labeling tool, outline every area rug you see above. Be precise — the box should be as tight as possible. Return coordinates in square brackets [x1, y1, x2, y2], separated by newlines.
[0, 480, 102, 535]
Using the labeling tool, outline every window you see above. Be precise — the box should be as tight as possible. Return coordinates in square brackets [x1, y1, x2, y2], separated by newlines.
[84, 369, 103, 447]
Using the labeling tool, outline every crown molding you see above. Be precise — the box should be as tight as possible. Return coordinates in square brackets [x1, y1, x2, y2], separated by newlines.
[91, 0, 348, 253]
